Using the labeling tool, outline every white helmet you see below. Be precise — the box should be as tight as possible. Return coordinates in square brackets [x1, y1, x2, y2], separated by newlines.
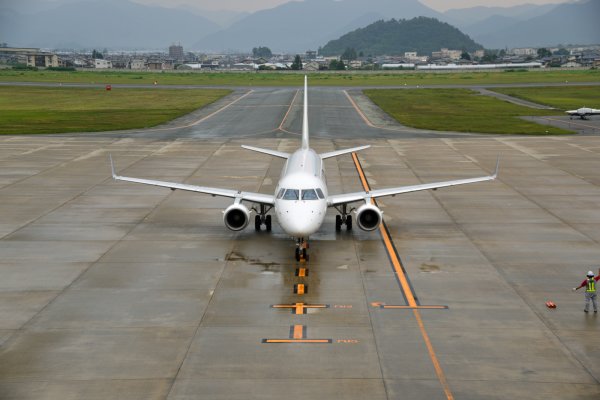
[587, 271, 594, 277]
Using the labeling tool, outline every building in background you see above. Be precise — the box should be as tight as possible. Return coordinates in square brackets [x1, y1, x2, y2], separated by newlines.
[169, 43, 184, 61]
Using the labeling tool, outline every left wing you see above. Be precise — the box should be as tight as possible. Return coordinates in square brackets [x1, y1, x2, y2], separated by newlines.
[328, 159, 498, 206]
[110, 155, 275, 205]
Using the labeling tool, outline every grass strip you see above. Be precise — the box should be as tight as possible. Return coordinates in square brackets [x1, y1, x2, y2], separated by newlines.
[363, 88, 572, 135]
[491, 86, 600, 110]
[0, 86, 231, 134]
[0, 69, 599, 87]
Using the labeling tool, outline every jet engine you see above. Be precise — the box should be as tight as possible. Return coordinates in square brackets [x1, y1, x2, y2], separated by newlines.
[355, 203, 382, 231]
[223, 203, 250, 231]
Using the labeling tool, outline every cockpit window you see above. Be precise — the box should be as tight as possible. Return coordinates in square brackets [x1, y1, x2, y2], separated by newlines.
[282, 189, 299, 200]
[276, 188, 285, 199]
[315, 188, 325, 199]
[301, 189, 318, 200]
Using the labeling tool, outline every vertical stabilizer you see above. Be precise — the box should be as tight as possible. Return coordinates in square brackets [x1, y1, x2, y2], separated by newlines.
[302, 75, 309, 150]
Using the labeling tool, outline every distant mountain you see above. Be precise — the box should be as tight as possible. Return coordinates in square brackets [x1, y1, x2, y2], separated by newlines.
[193, 0, 441, 53]
[477, 0, 600, 48]
[173, 6, 250, 29]
[320, 17, 483, 57]
[0, 0, 220, 50]
[442, 3, 559, 28]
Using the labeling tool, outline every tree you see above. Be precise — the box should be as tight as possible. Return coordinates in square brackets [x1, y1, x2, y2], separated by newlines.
[329, 59, 346, 70]
[92, 49, 103, 59]
[537, 48, 552, 58]
[554, 48, 569, 56]
[460, 51, 471, 61]
[291, 54, 303, 70]
[341, 47, 357, 61]
[252, 46, 272, 58]
[481, 50, 498, 63]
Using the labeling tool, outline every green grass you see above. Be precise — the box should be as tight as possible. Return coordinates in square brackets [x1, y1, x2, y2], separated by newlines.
[0, 69, 599, 86]
[0, 86, 231, 134]
[363, 88, 572, 135]
[491, 86, 600, 111]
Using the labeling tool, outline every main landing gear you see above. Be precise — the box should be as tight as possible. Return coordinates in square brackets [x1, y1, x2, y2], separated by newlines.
[295, 238, 309, 262]
[334, 204, 353, 232]
[254, 204, 272, 232]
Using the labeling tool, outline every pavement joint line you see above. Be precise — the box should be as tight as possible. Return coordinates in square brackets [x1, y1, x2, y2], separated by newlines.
[494, 138, 600, 246]
[431, 140, 600, 385]
[351, 151, 455, 400]
[5, 140, 190, 341]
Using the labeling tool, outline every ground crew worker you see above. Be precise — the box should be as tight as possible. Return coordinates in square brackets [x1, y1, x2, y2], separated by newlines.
[573, 268, 600, 313]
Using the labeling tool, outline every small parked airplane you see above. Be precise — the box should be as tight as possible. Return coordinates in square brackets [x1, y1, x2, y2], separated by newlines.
[566, 107, 600, 120]
[110, 77, 498, 261]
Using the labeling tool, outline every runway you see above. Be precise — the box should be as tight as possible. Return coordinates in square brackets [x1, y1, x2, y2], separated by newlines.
[1, 87, 600, 399]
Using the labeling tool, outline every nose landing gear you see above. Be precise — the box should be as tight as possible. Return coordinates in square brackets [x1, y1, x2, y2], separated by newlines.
[295, 238, 309, 262]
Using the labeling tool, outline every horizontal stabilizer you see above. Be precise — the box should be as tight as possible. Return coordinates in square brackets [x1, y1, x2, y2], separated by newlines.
[241, 145, 290, 159]
[320, 145, 371, 160]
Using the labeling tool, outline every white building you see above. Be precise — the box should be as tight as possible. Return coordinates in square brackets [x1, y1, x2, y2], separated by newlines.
[511, 48, 537, 56]
[130, 59, 145, 70]
[94, 59, 112, 69]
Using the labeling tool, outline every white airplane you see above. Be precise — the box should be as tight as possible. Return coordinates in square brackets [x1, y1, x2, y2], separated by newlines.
[110, 77, 498, 261]
[566, 107, 600, 120]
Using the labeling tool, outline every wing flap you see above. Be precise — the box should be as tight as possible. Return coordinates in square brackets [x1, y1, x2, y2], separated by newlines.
[241, 145, 290, 159]
[320, 145, 371, 160]
[110, 156, 275, 205]
[328, 160, 498, 206]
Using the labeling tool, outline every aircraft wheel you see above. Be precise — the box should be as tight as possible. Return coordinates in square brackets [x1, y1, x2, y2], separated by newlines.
[335, 215, 342, 232]
[254, 215, 261, 231]
[295, 248, 301, 262]
[346, 215, 352, 230]
[265, 215, 272, 232]
[302, 248, 309, 261]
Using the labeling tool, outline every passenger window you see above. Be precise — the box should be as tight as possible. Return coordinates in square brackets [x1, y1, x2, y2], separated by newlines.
[277, 188, 285, 199]
[301, 189, 318, 200]
[283, 189, 299, 200]
[315, 188, 325, 199]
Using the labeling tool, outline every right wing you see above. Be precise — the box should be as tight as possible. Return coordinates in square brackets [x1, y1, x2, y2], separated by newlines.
[110, 155, 275, 205]
[328, 159, 498, 206]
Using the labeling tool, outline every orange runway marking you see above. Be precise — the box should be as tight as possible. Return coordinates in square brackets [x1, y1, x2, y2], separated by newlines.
[262, 325, 332, 344]
[351, 152, 454, 400]
[271, 303, 329, 315]
[381, 305, 448, 310]
[278, 89, 300, 131]
[294, 283, 306, 295]
[296, 267, 308, 277]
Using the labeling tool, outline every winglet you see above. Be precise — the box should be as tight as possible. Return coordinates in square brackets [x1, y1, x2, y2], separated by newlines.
[109, 154, 117, 179]
[492, 156, 500, 179]
[302, 75, 309, 150]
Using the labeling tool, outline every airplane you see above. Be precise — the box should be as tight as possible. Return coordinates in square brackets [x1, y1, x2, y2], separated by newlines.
[110, 76, 498, 261]
[566, 107, 600, 120]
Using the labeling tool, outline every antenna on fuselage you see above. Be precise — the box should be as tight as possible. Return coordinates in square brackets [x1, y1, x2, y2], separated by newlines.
[302, 75, 309, 150]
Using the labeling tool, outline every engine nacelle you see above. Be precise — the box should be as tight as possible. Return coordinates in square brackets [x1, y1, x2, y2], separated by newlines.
[355, 203, 383, 231]
[223, 203, 250, 231]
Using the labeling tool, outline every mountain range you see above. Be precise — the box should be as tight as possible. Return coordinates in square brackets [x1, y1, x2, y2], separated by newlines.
[1, 0, 598, 51]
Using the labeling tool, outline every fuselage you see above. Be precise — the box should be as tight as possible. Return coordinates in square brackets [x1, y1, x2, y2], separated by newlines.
[274, 148, 328, 237]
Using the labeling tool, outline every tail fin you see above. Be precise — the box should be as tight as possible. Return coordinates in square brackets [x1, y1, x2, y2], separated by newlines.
[302, 75, 309, 150]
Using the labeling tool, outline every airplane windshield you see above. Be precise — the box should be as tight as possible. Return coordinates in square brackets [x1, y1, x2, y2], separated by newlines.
[282, 189, 299, 200]
[301, 189, 318, 200]
[315, 188, 325, 199]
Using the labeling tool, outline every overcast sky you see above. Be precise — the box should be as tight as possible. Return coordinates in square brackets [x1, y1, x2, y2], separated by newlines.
[130, 0, 570, 12]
